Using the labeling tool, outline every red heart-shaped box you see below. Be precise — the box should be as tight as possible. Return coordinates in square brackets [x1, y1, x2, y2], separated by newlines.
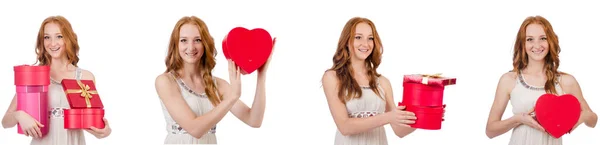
[534, 94, 581, 138]
[222, 27, 273, 75]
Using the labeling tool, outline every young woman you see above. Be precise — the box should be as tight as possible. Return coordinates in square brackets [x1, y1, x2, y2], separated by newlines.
[485, 15, 598, 145]
[321, 17, 417, 145]
[155, 16, 272, 144]
[2, 16, 112, 145]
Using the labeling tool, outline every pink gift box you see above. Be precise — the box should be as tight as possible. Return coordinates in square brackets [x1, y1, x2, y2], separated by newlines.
[14, 65, 50, 136]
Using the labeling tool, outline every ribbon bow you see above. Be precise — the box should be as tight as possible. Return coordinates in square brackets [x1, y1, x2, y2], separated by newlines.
[420, 73, 443, 85]
[65, 80, 98, 108]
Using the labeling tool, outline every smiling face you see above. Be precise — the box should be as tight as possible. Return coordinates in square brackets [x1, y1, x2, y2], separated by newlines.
[348, 22, 374, 61]
[164, 16, 222, 106]
[178, 23, 204, 65]
[34, 16, 80, 66]
[330, 17, 385, 103]
[524, 23, 549, 62]
[43, 22, 67, 59]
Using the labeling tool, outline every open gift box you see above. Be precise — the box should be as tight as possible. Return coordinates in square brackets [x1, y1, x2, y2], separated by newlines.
[61, 79, 105, 129]
[400, 74, 455, 130]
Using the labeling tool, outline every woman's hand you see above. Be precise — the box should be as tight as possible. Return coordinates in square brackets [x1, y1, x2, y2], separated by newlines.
[388, 106, 417, 128]
[85, 118, 111, 139]
[258, 37, 276, 76]
[225, 59, 242, 102]
[519, 109, 545, 132]
[15, 111, 44, 138]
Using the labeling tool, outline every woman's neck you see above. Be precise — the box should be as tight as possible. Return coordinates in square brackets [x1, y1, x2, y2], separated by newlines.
[523, 59, 545, 76]
[50, 57, 71, 71]
[350, 59, 367, 77]
[48, 57, 76, 81]
[180, 62, 203, 83]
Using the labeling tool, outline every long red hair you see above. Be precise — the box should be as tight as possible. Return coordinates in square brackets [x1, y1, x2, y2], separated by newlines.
[35, 16, 79, 66]
[328, 17, 383, 103]
[512, 15, 562, 94]
[165, 16, 221, 106]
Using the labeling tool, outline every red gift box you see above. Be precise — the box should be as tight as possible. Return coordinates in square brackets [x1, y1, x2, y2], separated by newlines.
[398, 102, 445, 130]
[400, 74, 455, 130]
[402, 74, 456, 107]
[61, 79, 105, 129]
[64, 109, 105, 129]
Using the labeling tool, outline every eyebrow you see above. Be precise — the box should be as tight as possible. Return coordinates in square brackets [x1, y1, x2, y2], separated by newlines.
[179, 36, 201, 39]
[355, 33, 373, 36]
[43, 33, 62, 35]
[525, 35, 547, 37]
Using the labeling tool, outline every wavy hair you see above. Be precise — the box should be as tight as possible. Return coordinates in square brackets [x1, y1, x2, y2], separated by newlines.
[512, 15, 562, 94]
[35, 15, 79, 66]
[328, 17, 383, 103]
[165, 16, 221, 106]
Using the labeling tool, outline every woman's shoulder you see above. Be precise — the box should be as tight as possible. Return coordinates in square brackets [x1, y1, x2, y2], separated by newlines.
[155, 72, 177, 86]
[500, 71, 518, 83]
[323, 70, 336, 77]
[377, 75, 390, 86]
[495, 71, 518, 93]
[212, 76, 226, 85]
[78, 68, 95, 81]
[558, 72, 578, 88]
[322, 70, 338, 84]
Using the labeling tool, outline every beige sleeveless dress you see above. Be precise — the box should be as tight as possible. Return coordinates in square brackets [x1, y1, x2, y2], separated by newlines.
[334, 79, 388, 145]
[509, 72, 563, 145]
[31, 67, 86, 145]
[160, 72, 218, 144]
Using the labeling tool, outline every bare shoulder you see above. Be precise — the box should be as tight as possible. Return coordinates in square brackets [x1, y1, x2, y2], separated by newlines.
[211, 76, 230, 95]
[497, 71, 517, 92]
[322, 70, 338, 84]
[155, 73, 183, 101]
[80, 69, 95, 81]
[155, 73, 176, 87]
[213, 76, 228, 87]
[377, 75, 392, 89]
[499, 71, 517, 85]
[559, 73, 578, 88]
[321, 70, 340, 96]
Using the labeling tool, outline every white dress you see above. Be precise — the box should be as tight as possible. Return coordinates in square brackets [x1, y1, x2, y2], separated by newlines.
[31, 67, 86, 145]
[509, 72, 563, 145]
[160, 72, 218, 144]
[334, 79, 388, 145]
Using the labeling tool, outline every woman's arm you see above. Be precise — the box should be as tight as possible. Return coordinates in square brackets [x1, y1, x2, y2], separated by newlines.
[227, 75, 266, 128]
[486, 73, 521, 138]
[322, 71, 391, 136]
[229, 40, 274, 128]
[80, 70, 112, 139]
[379, 76, 416, 138]
[560, 74, 597, 130]
[2, 95, 45, 138]
[2, 95, 19, 128]
[485, 72, 544, 138]
[155, 73, 237, 138]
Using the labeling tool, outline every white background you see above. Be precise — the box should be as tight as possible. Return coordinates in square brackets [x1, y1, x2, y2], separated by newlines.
[0, 0, 598, 145]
